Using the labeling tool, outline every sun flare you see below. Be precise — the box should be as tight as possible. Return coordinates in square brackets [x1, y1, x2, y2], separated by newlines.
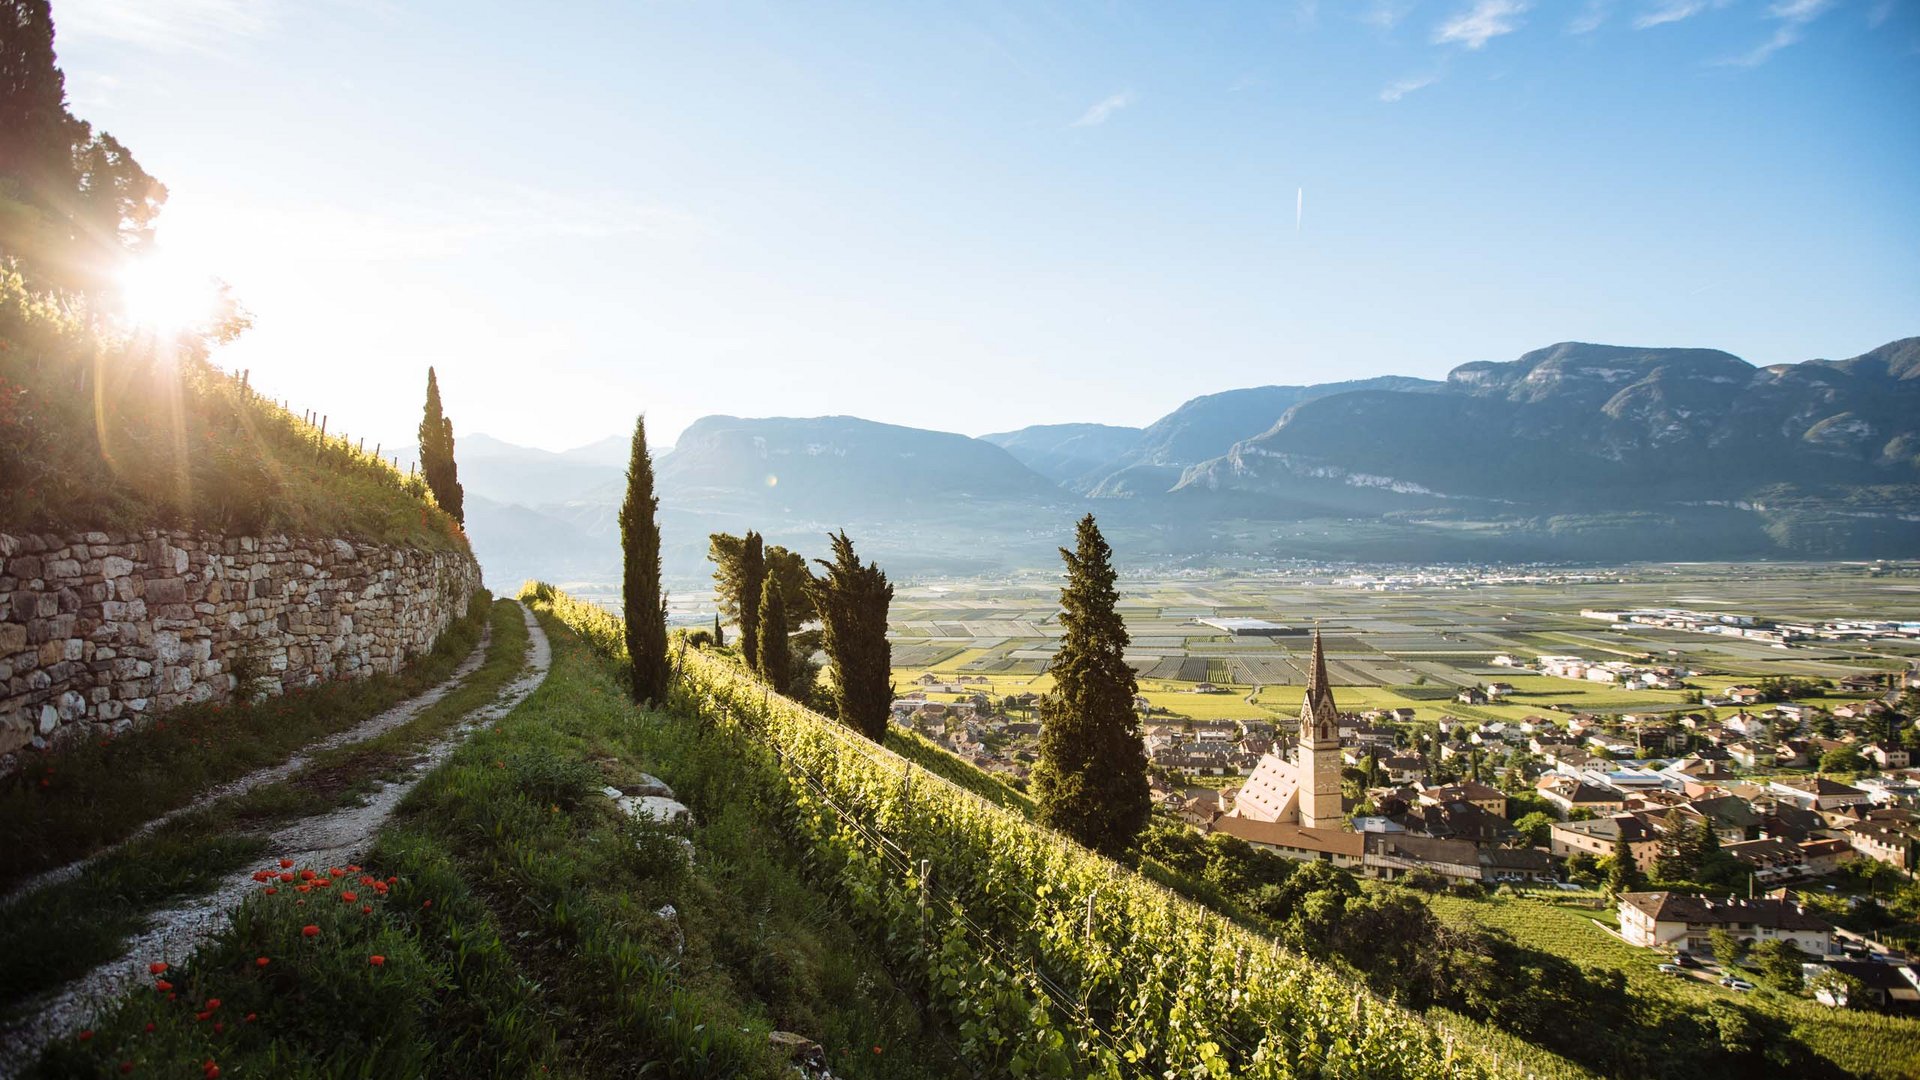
[116, 253, 220, 334]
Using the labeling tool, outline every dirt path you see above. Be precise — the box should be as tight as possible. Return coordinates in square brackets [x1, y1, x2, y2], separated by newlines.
[1, 619, 495, 911]
[0, 605, 552, 1075]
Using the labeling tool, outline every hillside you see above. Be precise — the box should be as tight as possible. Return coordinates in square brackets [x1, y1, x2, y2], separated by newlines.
[980, 422, 1142, 486]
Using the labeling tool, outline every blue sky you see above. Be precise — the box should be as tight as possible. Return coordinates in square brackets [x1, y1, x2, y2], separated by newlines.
[52, 0, 1920, 452]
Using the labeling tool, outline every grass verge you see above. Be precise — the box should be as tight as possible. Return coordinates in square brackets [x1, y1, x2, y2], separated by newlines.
[0, 599, 529, 1022]
[0, 591, 494, 893]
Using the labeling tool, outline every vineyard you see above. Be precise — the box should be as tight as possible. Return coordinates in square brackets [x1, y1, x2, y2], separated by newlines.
[525, 583, 1588, 1080]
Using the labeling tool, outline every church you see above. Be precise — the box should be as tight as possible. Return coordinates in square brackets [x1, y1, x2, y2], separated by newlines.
[1210, 633, 1364, 866]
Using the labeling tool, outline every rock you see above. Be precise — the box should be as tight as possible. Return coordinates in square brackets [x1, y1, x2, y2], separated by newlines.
[616, 795, 692, 827]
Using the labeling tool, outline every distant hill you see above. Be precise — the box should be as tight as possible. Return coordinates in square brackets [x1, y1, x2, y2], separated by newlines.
[981, 423, 1142, 486]
[456, 337, 1919, 583]
[1083, 376, 1440, 496]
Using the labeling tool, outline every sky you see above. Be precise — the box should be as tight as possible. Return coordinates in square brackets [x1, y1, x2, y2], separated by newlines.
[50, 0, 1920, 453]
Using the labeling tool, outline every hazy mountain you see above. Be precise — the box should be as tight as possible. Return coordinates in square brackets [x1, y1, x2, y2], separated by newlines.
[1083, 376, 1440, 496]
[981, 423, 1142, 486]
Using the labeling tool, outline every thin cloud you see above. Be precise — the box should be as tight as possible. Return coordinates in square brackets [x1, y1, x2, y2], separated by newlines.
[54, 0, 273, 52]
[1071, 91, 1137, 127]
[1633, 1, 1713, 29]
[1380, 74, 1441, 101]
[1569, 0, 1614, 33]
[1434, 1, 1530, 49]
[1362, 2, 1416, 30]
[1718, 0, 1835, 65]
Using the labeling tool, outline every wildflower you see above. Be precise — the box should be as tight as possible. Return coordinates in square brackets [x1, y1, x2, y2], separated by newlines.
[301, 924, 319, 938]
[204, 1061, 220, 1079]
[214, 1022, 224, 1034]
[279, 858, 293, 869]
[148, 962, 168, 975]
[341, 891, 357, 903]
[348, 864, 361, 873]
[256, 957, 270, 968]
[78, 1030, 93, 1041]
[421, 899, 432, 909]
[119, 1062, 133, 1074]
[144, 1023, 155, 1033]
[206, 998, 220, 1010]
[295, 885, 311, 894]
[299, 869, 315, 881]
[155, 979, 173, 992]
[265, 887, 278, 895]
[873, 1046, 882, 1054]
[368, 955, 386, 967]
[244, 1013, 256, 1023]
[361, 905, 372, 914]
[195, 1011, 210, 1022]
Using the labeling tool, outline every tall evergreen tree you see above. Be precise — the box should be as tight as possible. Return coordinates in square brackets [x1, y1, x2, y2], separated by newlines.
[757, 578, 791, 693]
[619, 415, 669, 704]
[739, 531, 765, 669]
[808, 530, 892, 741]
[1030, 514, 1150, 857]
[712, 612, 725, 648]
[1607, 831, 1643, 896]
[417, 368, 465, 525]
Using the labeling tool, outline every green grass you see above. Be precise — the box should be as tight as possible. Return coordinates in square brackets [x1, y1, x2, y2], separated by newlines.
[0, 267, 465, 547]
[31, 609, 968, 1079]
[0, 600, 531, 1021]
[0, 593, 493, 894]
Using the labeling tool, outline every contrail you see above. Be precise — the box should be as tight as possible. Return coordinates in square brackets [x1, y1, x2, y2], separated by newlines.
[1296, 187, 1303, 232]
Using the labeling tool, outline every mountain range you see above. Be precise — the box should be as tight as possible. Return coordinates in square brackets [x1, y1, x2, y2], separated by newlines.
[449, 337, 1920, 589]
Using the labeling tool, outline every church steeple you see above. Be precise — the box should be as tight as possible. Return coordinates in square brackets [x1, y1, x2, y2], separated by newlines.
[1296, 630, 1343, 829]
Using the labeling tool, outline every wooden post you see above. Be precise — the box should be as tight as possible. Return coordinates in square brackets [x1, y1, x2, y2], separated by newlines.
[918, 859, 932, 936]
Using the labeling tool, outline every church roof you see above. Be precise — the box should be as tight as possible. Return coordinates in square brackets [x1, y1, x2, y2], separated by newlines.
[1301, 632, 1338, 731]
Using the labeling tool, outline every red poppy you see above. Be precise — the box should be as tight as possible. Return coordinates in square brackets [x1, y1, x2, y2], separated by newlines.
[256, 957, 270, 968]
[148, 962, 168, 975]
[144, 1023, 155, 1033]
[340, 891, 357, 903]
[204, 1062, 220, 1079]
[244, 1013, 256, 1023]
[155, 979, 173, 992]
[279, 858, 293, 868]
[119, 1062, 133, 1074]
[214, 1022, 224, 1034]
[206, 998, 220, 1009]
[78, 1030, 93, 1041]
[368, 955, 385, 967]
[295, 885, 311, 894]
[301, 924, 319, 938]
[347, 864, 361, 873]
[194, 1011, 210, 1022]
[265, 887, 278, 895]
[361, 905, 372, 914]
[421, 899, 432, 909]
[299, 869, 315, 881]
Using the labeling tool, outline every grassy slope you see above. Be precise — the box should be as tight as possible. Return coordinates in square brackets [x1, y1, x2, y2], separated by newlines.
[0, 592, 495, 892]
[1429, 892, 1920, 1080]
[0, 599, 529, 1022]
[0, 268, 462, 548]
[31, 611, 967, 1079]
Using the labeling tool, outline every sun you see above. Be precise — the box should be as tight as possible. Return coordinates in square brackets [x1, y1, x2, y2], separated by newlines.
[116, 252, 220, 334]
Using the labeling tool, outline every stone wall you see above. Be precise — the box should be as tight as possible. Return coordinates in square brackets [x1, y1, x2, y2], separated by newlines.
[0, 529, 481, 773]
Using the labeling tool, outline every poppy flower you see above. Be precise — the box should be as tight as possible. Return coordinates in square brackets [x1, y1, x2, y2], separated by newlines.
[119, 1062, 133, 1074]
[256, 957, 270, 968]
[340, 891, 357, 903]
[279, 872, 294, 882]
[421, 899, 432, 909]
[155, 979, 173, 992]
[295, 885, 311, 894]
[204, 1062, 220, 1079]
[244, 1013, 256, 1023]
[279, 858, 293, 869]
[195, 1011, 211, 1022]
[368, 955, 385, 967]
[206, 998, 220, 1009]
[301, 924, 319, 938]
[348, 864, 361, 873]
[148, 962, 168, 975]
[78, 1030, 93, 1041]
[214, 1022, 224, 1034]
[299, 869, 315, 881]
[361, 905, 372, 914]
[264, 887, 278, 895]
[144, 1023, 155, 1033]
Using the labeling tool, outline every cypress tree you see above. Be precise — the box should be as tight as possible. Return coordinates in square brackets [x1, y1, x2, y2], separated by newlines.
[418, 368, 465, 525]
[619, 415, 669, 704]
[808, 530, 892, 741]
[1030, 514, 1150, 857]
[757, 578, 791, 693]
[739, 530, 765, 669]
[712, 612, 725, 648]
[1607, 830, 1643, 896]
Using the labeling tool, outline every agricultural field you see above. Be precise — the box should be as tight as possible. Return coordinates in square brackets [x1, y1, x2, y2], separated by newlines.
[884, 565, 1920, 726]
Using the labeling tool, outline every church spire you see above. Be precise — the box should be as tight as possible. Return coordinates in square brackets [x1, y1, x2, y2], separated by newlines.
[1302, 630, 1336, 730]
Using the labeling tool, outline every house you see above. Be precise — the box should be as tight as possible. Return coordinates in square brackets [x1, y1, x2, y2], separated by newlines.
[1769, 777, 1873, 812]
[1725, 741, 1775, 769]
[1486, 682, 1515, 699]
[915, 673, 941, 686]
[1724, 686, 1766, 705]
[1721, 838, 1806, 883]
[1210, 815, 1365, 869]
[1379, 755, 1426, 785]
[1841, 814, 1920, 871]
[1537, 775, 1626, 817]
[1456, 687, 1489, 706]
[1550, 815, 1663, 869]
[1678, 795, 1762, 843]
[1863, 743, 1912, 770]
[1399, 800, 1519, 846]
[1616, 892, 1835, 957]
[1802, 961, 1920, 1009]
[1418, 781, 1509, 818]
[1797, 837, 1857, 875]
[1191, 682, 1225, 694]
[1364, 834, 1484, 884]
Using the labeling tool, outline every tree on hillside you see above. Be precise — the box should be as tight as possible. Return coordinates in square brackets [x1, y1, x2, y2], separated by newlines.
[1606, 831, 1642, 896]
[757, 578, 791, 694]
[808, 530, 892, 741]
[712, 612, 724, 648]
[619, 415, 669, 704]
[0, 0, 167, 295]
[1031, 514, 1151, 857]
[417, 368, 464, 525]
[708, 533, 816, 625]
[738, 531, 765, 668]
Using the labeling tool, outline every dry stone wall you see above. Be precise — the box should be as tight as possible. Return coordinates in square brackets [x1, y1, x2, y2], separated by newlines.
[0, 529, 480, 773]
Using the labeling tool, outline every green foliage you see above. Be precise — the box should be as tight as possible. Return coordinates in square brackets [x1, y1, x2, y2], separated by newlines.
[807, 531, 893, 742]
[740, 531, 766, 668]
[1708, 928, 1746, 966]
[416, 367, 464, 525]
[1030, 514, 1150, 858]
[1820, 745, 1866, 774]
[1748, 940, 1808, 993]
[535, 584, 1543, 1079]
[619, 414, 670, 704]
[756, 578, 791, 694]
[1606, 832, 1642, 896]
[1513, 811, 1556, 848]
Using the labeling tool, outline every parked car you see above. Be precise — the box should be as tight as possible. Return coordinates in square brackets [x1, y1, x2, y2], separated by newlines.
[1719, 976, 1755, 991]
[1657, 963, 1684, 976]
[1674, 952, 1702, 969]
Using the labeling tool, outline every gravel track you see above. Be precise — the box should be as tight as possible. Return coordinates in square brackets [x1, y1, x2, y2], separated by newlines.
[0, 604, 551, 1076]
